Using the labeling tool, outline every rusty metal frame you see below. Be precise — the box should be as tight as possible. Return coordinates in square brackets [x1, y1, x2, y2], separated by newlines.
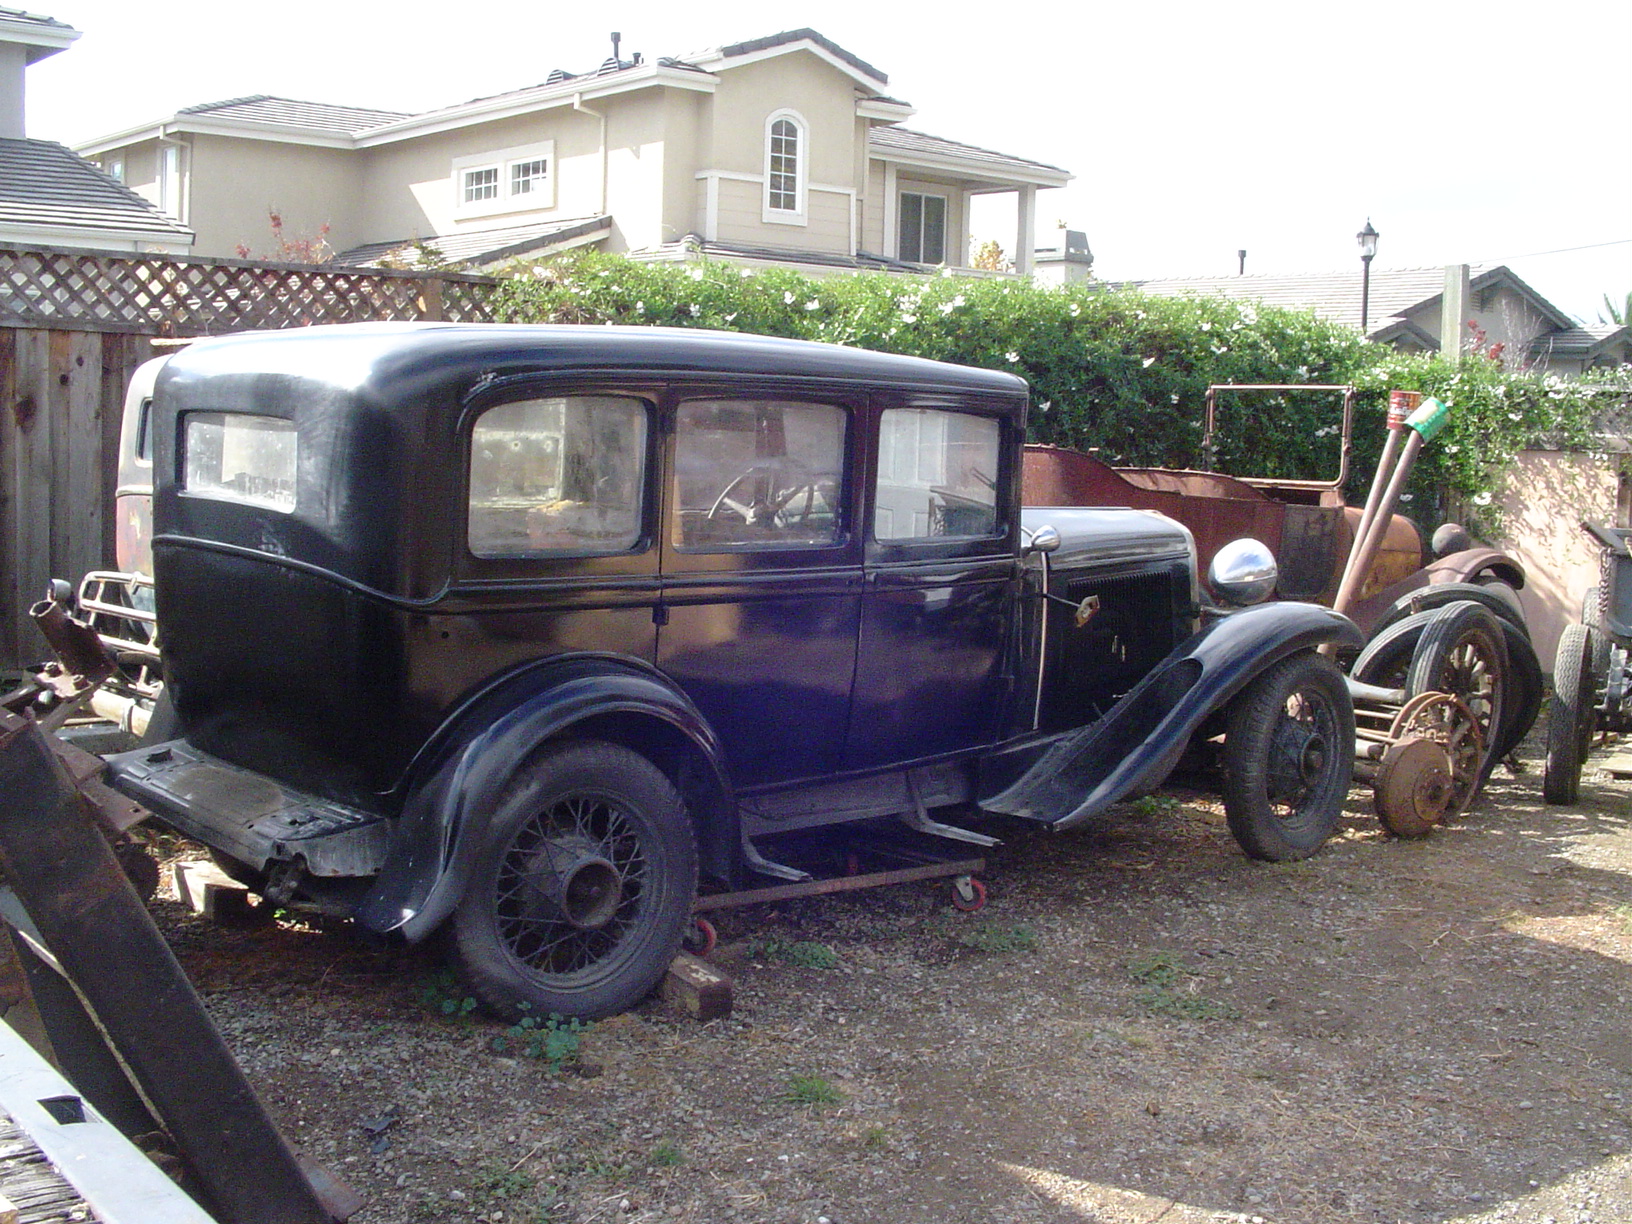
[0, 708, 360, 1224]
[1202, 383, 1356, 493]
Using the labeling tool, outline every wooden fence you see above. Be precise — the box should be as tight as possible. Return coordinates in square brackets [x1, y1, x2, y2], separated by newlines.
[0, 246, 501, 667]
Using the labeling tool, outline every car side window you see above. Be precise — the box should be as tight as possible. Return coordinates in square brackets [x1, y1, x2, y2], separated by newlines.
[874, 408, 1000, 540]
[674, 400, 846, 550]
[467, 395, 647, 558]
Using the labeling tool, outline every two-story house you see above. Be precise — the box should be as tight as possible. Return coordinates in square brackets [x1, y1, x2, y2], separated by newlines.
[75, 29, 1070, 276]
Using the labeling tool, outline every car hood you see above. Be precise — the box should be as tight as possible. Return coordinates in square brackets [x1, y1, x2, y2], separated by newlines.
[1021, 505, 1195, 570]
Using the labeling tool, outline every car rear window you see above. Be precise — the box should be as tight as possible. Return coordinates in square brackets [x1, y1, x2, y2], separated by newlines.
[467, 395, 647, 557]
[182, 412, 297, 511]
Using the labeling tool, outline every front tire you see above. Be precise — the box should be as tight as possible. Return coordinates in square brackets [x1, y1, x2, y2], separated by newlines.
[452, 740, 697, 1021]
[1222, 651, 1355, 862]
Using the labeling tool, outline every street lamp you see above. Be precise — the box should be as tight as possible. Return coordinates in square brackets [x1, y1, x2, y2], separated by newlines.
[1357, 219, 1379, 334]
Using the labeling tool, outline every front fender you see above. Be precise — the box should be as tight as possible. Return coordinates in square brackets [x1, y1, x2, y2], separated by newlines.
[355, 655, 728, 941]
[983, 601, 1362, 829]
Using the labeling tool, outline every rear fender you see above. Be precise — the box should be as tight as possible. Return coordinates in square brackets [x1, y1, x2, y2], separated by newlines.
[983, 602, 1362, 829]
[356, 655, 731, 941]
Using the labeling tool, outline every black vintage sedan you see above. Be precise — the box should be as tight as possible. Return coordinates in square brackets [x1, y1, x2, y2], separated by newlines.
[106, 323, 1362, 1018]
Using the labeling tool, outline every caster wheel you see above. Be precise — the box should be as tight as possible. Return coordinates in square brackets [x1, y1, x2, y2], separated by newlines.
[951, 876, 987, 913]
[682, 917, 717, 958]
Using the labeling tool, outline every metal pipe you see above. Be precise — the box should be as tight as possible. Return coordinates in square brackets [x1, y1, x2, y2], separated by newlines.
[1333, 430, 1425, 615]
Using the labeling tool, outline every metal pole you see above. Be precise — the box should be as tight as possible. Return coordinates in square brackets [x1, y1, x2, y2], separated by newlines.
[1360, 253, 1374, 333]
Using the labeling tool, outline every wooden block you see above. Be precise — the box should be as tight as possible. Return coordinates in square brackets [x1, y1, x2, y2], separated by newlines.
[660, 952, 733, 1022]
[171, 860, 257, 923]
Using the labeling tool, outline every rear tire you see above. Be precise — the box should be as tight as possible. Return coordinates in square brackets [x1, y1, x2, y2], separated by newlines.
[452, 740, 697, 1021]
[1543, 624, 1595, 805]
[1222, 652, 1355, 862]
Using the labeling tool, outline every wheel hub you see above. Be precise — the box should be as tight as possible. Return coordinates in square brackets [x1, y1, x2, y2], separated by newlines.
[531, 836, 625, 930]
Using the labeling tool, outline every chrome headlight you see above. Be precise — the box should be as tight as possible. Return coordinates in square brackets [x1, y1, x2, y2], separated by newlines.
[1209, 538, 1277, 606]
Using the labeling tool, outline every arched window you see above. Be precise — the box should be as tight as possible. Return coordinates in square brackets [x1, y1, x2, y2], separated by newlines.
[764, 111, 806, 223]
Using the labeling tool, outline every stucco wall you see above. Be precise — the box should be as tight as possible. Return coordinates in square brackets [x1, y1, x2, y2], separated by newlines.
[187, 135, 363, 256]
[0, 43, 25, 138]
[1496, 448, 1622, 673]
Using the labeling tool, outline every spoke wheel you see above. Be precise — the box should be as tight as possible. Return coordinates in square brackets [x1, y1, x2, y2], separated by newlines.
[453, 741, 697, 1021]
[1222, 651, 1355, 862]
[1406, 601, 1507, 790]
[1543, 623, 1596, 805]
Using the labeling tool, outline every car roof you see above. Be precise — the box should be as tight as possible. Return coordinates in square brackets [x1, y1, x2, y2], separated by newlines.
[163, 322, 1031, 408]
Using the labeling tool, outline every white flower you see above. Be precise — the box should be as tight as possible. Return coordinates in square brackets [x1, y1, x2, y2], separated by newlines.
[1401, 493, 1414, 502]
[1038, 400, 1051, 414]
[635, 300, 645, 314]
[1142, 356, 1156, 368]
[804, 299, 821, 311]
[1508, 412, 1523, 421]
[724, 312, 737, 323]
[688, 303, 701, 317]
[1473, 491, 1493, 506]
[1068, 302, 1081, 317]
[739, 268, 754, 279]
[1005, 351, 1020, 362]
[783, 291, 796, 305]
[1445, 443, 1460, 454]
[688, 267, 704, 281]
[900, 313, 918, 324]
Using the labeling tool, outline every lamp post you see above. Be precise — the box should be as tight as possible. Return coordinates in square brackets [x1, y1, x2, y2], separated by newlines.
[1357, 219, 1379, 334]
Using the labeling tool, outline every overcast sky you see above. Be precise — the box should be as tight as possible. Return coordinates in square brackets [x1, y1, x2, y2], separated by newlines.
[23, 0, 1632, 323]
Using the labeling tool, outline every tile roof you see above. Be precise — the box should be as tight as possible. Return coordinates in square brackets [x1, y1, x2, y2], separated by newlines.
[1531, 324, 1631, 357]
[0, 138, 192, 241]
[635, 235, 926, 274]
[0, 6, 73, 30]
[178, 95, 411, 135]
[1129, 266, 1517, 333]
[869, 126, 1069, 179]
[336, 216, 611, 269]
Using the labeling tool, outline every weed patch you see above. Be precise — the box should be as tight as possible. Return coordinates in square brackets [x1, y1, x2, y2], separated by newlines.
[490, 1006, 590, 1072]
[784, 1074, 843, 1107]
[748, 937, 840, 969]
[1126, 951, 1239, 1022]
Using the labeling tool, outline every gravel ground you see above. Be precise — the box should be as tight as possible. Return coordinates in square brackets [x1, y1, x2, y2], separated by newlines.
[150, 737, 1632, 1224]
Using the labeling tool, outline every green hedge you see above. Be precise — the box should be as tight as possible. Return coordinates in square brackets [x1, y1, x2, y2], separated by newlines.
[492, 253, 1603, 532]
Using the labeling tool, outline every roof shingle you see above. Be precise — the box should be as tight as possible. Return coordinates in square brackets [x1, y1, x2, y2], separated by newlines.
[0, 138, 192, 241]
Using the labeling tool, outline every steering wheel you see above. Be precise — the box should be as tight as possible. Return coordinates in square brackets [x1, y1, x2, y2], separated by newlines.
[706, 459, 826, 529]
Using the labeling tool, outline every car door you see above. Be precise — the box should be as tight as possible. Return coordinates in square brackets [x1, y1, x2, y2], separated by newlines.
[656, 390, 862, 790]
[845, 398, 1021, 772]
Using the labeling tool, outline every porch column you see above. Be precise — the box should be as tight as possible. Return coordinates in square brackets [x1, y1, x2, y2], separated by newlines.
[1013, 185, 1036, 276]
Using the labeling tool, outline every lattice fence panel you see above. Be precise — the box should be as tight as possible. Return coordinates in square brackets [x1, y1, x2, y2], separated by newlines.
[0, 246, 499, 335]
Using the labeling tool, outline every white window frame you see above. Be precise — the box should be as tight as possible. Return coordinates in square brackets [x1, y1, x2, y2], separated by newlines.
[103, 153, 124, 184]
[898, 190, 949, 265]
[762, 109, 807, 226]
[461, 165, 500, 205]
[452, 140, 556, 218]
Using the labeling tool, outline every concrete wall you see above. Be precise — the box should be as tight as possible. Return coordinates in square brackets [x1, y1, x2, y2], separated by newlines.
[1496, 448, 1622, 673]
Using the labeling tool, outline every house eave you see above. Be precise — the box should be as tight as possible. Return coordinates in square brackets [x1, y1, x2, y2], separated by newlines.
[0, 14, 78, 63]
[857, 99, 915, 123]
[871, 146, 1072, 189]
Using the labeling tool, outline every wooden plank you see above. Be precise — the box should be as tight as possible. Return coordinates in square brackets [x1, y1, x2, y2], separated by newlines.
[0, 327, 13, 668]
[7, 331, 50, 667]
[62, 330, 106, 578]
